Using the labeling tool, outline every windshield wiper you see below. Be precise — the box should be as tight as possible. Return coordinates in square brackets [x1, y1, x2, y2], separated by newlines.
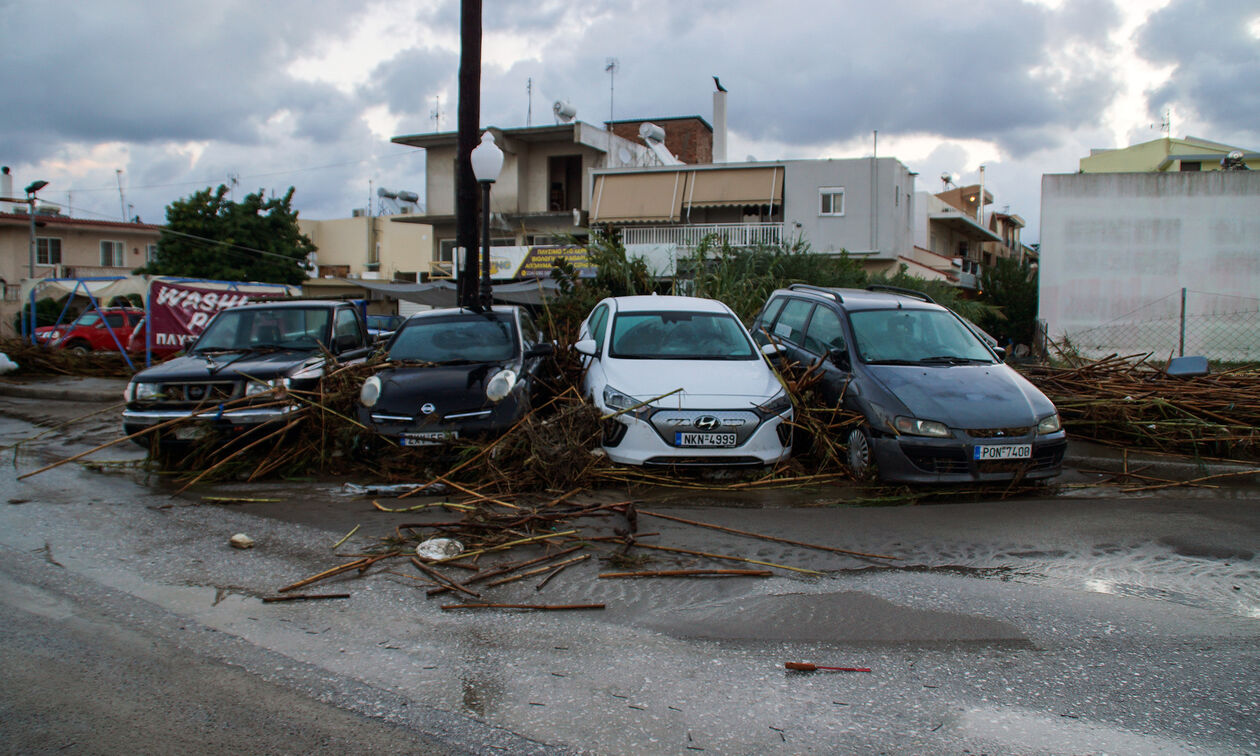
[918, 355, 990, 365]
[864, 358, 921, 366]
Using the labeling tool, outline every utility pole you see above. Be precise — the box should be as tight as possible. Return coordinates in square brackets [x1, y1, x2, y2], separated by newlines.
[456, 0, 482, 309]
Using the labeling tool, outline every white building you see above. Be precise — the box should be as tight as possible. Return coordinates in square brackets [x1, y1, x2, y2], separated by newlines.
[1039, 170, 1260, 361]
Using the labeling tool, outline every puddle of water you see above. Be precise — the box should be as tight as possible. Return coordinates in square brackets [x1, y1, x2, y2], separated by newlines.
[958, 705, 1203, 755]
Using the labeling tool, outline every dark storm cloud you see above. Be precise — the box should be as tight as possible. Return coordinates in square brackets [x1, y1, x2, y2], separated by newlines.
[361, 47, 460, 118]
[472, 0, 1123, 158]
[1137, 0, 1260, 139]
[0, 0, 366, 162]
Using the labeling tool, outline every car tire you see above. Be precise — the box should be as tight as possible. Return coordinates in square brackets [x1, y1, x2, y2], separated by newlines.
[846, 425, 876, 479]
[65, 340, 91, 356]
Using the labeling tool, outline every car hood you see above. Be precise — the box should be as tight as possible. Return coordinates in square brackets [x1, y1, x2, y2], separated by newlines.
[864, 363, 1055, 428]
[373, 362, 506, 414]
[602, 358, 782, 409]
[133, 350, 322, 382]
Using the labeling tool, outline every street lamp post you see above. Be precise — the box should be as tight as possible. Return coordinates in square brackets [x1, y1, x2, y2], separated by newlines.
[25, 180, 48, 280]
[469, 131, 504, 312]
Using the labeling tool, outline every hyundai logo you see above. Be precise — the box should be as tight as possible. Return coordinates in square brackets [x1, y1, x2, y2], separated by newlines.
[420, 402, 436, 415]
[693, 415, 721, 431]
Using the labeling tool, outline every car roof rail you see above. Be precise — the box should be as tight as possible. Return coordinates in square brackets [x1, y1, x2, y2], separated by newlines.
[865, 284, 935, 304]
[787, 283, 843, 303]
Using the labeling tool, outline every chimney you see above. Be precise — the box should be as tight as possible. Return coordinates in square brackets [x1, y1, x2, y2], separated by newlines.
[712, 77, 727, 163]
[0, 167, 14, 212]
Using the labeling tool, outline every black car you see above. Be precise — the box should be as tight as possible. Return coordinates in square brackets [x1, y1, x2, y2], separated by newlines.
[365, 313, 405, 341]
[122, 300, 372, 443]
[750, 284, 1067, 483]
[357, 306, 554, 446]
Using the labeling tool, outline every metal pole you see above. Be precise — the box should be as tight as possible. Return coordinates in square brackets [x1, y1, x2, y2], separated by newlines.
[27, 196, 36, 280]
[1179, 287, 1187, 357]
[479, 181, 492, 310]
[456, 0, 482, 309]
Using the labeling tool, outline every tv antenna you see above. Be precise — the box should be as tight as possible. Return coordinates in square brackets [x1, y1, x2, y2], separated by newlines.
[605, 57, 619, 124]
[431, 95, 445, 132]
[526, 77, 532, 127]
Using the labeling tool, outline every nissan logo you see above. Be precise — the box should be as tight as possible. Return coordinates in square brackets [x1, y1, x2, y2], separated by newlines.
[420, 402, 436, 415]
[693, 415, 721, 431]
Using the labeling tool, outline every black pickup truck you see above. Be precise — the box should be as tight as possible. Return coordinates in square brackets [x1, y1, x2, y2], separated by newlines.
[122, 300, 372, 443]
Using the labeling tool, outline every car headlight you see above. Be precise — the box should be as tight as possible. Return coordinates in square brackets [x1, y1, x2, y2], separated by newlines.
[127, 381, 160, 402]
[486, 369, 517, 402]
[602, 386, 652, 419]
[754, 389, 792, 417]
[894, 416, 951, 438]
[1037, 412, 1062, 434]
[360, 375, 382, 407]
[245, 378, 288, 396]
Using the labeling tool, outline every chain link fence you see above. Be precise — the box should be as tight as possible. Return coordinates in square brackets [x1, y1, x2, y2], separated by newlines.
[1051, 289, 1260, 364]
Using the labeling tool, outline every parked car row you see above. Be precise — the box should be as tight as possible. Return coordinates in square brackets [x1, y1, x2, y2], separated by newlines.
[120, 286, 1066, 484]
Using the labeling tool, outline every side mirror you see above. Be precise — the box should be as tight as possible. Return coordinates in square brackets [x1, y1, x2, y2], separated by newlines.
[760, 342, 783, 357]
[993, 346, 1007, 360]
[573, 339, 597, 357]
[828, 347, 852, 371]
[334, 334, 361, 353]
[525, 342, 555, 359]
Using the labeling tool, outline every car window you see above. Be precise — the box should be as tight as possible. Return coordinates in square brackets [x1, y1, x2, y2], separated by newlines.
[388, 313, 518, 363]
[519, 310, 539, 347]
[334, 308, 364, 348]
[105, 313, 126, 328]
[194, 308, 332, 352]
[803, 306, 847, 355]
[850, 308, 995, 364]
[754, 297, 787, 341]
[588, 304, 609, 354]
[609, 311, 757, 360]
[770, 299, 812, 346]
[74, 313, 101, 327]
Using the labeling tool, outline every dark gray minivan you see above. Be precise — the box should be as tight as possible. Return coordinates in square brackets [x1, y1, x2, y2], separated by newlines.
[750, 284, 1066, 483]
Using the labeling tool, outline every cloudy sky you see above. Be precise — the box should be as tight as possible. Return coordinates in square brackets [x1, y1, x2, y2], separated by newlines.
[3, 0, 1257, 242]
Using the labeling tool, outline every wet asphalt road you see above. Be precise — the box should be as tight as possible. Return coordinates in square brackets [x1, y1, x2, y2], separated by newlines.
[1, 392, 1258, 755]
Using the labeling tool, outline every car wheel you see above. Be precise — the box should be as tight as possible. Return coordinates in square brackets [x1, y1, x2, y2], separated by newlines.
[847, 425, 876, 479]
[65, 340, 91, 356]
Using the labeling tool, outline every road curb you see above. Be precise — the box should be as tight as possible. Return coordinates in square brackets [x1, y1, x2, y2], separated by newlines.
[0, 378, 127, 403]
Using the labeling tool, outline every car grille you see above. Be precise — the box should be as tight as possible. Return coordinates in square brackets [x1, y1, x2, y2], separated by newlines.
[902, 440, 1067, 476]
[157, 381, 239, 403]
[901, 445, 970, 474]
[648, 409, 762, 447]
[967, 427, 1031, 438]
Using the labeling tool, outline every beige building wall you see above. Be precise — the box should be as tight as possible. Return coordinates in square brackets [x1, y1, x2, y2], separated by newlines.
[1081, 136, 1260, 173]
[300, 214, 433, 282]
[1, 212, 161, 295]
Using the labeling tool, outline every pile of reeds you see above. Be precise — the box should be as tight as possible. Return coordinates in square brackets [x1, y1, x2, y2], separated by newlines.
[0, 337, 135, 377]
[268, 494, 899, 607]
[1020, 352, 1260, 460]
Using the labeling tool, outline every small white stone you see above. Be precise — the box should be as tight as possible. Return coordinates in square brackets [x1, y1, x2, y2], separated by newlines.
[230, 533, 255, 549]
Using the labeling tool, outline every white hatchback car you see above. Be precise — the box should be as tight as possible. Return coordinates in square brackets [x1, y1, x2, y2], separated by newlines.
[574, 295, 793, 466]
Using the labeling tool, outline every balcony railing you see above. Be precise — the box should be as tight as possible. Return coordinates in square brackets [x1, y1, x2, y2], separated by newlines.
[619, 223, 784, 248]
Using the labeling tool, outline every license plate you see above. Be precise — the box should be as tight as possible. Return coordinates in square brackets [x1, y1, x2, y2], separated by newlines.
[173, 425, 206, 441]
[401, 431, 457, 447]
[675, 432, 737, 448]
[974, 443, 1032, 461]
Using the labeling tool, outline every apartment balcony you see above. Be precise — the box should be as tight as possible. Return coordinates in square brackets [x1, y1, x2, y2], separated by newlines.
[619, 222, 784, 248]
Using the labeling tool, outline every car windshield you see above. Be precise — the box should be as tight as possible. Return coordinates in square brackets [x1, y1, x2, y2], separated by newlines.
[192, 308, 331, 352]
[849, 308, 995, 364]
[387, 313, 517, 363]
[609, 311, 757, 360]
[73, 313, 101, 327]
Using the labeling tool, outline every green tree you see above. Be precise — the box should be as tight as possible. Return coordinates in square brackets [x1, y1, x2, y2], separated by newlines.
[136, 185, 314, 285]
[978, 257, 1039, 346]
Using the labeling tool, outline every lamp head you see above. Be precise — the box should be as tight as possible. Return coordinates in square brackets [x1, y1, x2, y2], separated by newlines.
[470, 131, 504, 184]
[25, 180, 49, 195]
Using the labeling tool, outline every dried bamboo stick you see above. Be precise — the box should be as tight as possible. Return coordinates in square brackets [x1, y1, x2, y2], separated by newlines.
[638, 510, 897, 560]
[600, 569, 773, 578]
[441, 602, 604, 611]
[262, 593, 350, 603]
[410, 557, 480, 598]
[486, 554, 589, 587]
[591, 540, 823, 576]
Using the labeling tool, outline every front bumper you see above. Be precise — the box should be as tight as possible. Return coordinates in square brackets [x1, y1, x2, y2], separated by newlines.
[869, 429, 1068, 483]
[123, 403, 302, 434]
[358, 396, 528, 445]
[600, 407, 792, 466]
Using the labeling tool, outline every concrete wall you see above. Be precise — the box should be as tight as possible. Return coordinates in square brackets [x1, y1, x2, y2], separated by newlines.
[0, 213, 160, 292]
[300, 215, 433, 281]
[1040, 171, 1260, 360]
[782, 158, 914, 257]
